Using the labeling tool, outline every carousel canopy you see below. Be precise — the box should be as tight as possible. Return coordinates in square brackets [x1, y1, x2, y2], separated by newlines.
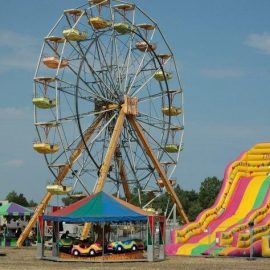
[0, 202, 33, 216]
[43, 191, 151, 223]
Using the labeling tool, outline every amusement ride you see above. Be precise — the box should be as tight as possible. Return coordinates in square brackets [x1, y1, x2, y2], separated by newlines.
[17, 0, 188, 246]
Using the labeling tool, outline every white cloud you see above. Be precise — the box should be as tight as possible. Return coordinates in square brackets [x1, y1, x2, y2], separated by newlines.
[0, 29, 39, 73]
[0, 30, 38, 48]
[0, 159, 24, 168]
[188, 121, 270, 141]
[200, 68, 245, 79]
[245, 32, 270, 54]
[0, 107, 32, 120]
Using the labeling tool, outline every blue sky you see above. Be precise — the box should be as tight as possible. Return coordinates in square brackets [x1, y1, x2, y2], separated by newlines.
[0, 0, 270, 202]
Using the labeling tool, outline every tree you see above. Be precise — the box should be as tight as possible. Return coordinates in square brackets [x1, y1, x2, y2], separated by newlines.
[188, 200, 203, 221]
[62, 193, 86, 206]
[28, 200, 38, 207]
[198, 176, 222, 209]
[5, 191, 29, 207]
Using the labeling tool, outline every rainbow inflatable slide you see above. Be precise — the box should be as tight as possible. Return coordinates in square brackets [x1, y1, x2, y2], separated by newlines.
[166, 143, 270, 257]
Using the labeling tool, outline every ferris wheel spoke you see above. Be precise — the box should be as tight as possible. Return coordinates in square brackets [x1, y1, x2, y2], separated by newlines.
[62, 56, 114, 103]
[137, 119, 166, 131]
[121, 146, 141, 188]
[112, 36, 131, 95]
[126, 28, 157, 95]
[111, 32, 124, 92]
[71, 170, 92, 195]
[135, 121, 177, 164]
[88, 37, 112, 100]
[137, 112, 171, 127]
[92, 33, 119, 94]
[122, 31, 137, 94]
[125, 54, 154, 95]
[126, 121, 156, 176]
[139, 89, 182, 103]
[68, 39, 119, 100]
[63, 39, 107, 98]
[74, 45, 110, 99]
[53, 107, 116, 124]
[131, 57, 171, 98]
[86, 112, 117, 148]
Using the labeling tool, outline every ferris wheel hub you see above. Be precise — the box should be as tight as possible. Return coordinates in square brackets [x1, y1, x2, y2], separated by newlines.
[122, 95, 138, 116]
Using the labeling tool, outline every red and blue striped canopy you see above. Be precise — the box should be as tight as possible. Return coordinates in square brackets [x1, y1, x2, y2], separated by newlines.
[43, 191, 150, 223]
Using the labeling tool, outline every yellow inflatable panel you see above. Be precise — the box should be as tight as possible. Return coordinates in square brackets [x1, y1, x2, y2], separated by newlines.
[262, 236, 270, 257]
[248, 148, 270, 154]
[253, 143, 270, 149]
[170, 143, 270, 256]
[177, 176, 266, 255]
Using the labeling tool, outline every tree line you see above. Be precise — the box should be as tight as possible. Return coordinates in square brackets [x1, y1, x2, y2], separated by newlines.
[5, 176, 222, 222]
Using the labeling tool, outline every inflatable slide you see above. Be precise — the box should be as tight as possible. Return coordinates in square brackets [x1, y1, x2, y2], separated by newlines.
[166, 143, 270, 257]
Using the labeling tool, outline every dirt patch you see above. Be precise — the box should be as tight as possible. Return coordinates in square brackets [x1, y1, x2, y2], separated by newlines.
[0, 247, 269, 270]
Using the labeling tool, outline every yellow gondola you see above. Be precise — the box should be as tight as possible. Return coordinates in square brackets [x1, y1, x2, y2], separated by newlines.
[113, 22, 134, 34]
[158, 54, 171, 61]
[162, 106, 182, 116]
[154, 70, 173, 81]
[69, 193, 87, 199]
[32, 97, 56, 109]
[45, 36, 65, 43]
[33, 143, 59, 154]
[136, 23, 156, 31]
[46, 184, 72, 195]
[135, 41, 157, 52]
[43, 56, 69, 69]
[90, 0, 109, 5]
[113, 3, 135, 11]
[89, 16, 112, 29]
[170, 126, 184, 131]
[164, 144, 181, 153]
[34, 76, 56, 83]
[64, 8, 84, 17]
[144, 208, 156, 214]
[63, 28, 88, 41]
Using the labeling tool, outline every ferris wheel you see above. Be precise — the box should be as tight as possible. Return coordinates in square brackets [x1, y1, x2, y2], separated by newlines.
[18, 0, 187, 246]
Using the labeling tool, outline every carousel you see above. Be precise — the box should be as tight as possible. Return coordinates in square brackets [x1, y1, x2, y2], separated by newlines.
[39, 191, 165, 262]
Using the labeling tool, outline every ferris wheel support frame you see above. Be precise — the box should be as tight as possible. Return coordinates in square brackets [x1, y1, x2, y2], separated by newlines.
[128, 115, 189, 223]
[81, 108, 126, 239]
[117, 157, 132, 201]
[81, 97, 188, 239]
[16, 114, 104, 247]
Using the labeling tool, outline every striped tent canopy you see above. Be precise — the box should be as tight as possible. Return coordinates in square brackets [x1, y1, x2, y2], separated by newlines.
[0, 202, 33, 216]
[43, 191, 152, 223]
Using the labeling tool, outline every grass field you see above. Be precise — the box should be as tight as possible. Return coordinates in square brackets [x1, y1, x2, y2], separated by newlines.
[0, 247, 269, 270]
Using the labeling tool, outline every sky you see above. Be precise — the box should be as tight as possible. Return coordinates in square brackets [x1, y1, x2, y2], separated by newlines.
[0, 0, 270, 202]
